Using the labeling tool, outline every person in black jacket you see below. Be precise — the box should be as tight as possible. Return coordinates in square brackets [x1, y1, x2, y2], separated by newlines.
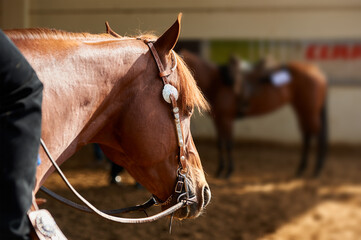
[0, 30, 43, 240]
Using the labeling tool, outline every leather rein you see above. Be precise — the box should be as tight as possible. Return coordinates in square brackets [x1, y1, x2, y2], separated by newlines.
[37, 41, 195, 224]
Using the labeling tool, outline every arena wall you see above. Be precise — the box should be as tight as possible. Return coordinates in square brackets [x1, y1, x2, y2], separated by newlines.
[25, 0, 361, 40]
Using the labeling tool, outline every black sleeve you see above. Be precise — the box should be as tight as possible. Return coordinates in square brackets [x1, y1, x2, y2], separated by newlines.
[0, 29, 43, 240]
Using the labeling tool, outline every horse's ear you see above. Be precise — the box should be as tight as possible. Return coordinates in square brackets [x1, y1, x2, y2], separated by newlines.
[154, 13, 182, 55]
[105, 21, 122, 38]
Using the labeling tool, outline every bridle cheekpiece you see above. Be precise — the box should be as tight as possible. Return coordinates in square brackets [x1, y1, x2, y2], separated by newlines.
[146, 41, 196, 207]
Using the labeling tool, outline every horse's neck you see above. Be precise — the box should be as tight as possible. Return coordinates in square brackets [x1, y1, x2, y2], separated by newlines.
[16, 38, 144, 189]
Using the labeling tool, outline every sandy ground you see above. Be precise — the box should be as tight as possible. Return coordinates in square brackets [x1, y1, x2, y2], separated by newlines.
[37, 140, 361, 240]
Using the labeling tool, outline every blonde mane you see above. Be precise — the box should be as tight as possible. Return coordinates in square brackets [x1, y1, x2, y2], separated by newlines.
[173, 54, 209, 113]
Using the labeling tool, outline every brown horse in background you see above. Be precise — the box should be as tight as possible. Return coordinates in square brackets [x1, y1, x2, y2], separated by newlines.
[181, 50, 327, 178]
[6, 14, 211, 223]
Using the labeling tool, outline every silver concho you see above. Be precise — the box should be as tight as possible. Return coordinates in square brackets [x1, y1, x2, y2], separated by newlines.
[162, 84, 178, 104]
[35, 211, 57, 238]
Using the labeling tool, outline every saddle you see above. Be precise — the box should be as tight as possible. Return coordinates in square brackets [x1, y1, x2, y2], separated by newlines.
[236, 57, 290, 117]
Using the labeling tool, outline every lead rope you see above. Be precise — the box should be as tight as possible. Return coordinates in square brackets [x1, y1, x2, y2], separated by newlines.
[40, 139, 185, 224]
[40, 185, 156, 215]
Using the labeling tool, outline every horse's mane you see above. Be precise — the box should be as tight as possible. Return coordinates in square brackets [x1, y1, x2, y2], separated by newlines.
[5, 28, 121, 41]
[5, 28, 100, 40]
[174, 54, 209, 113]
[5, 28, 159, 42]
[5, 28, 209, 112]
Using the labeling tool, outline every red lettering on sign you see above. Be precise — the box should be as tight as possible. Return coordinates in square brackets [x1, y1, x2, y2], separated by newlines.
[319, 45, 329, 60]
[351, 45, 361, 59]
[332, 45, 349, 60]
[305, 44, 361, 60]
[306, 45, 317, 60]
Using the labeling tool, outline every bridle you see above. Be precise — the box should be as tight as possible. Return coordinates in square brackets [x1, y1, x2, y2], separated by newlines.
[146, 40, 197, 207]
[35, 40, 196, 225]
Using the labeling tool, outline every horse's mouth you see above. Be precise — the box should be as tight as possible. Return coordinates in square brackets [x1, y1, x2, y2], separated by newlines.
[163, 185, 211, 220]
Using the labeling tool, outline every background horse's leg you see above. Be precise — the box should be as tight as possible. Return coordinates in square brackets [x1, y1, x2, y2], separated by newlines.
[224, 138, 234, 179]
[314, 104, 328, 176]
[215, 137, 226, 178]
[214, 116, 235, 178]
[296, 132, 311, 176]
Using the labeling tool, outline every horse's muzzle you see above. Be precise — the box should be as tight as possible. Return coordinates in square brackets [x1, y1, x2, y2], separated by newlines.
[171, 184, 211, 219]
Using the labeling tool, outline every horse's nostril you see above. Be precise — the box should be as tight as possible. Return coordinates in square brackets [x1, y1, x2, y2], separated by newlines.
[203, 186, 211, 207]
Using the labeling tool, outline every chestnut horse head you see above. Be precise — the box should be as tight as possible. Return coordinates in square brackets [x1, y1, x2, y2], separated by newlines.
[6, 14, 210, 219]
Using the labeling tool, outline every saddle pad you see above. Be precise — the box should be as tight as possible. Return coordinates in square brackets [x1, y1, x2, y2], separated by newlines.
[271, 70, 291, 86]
[28, 209, 67, 240]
